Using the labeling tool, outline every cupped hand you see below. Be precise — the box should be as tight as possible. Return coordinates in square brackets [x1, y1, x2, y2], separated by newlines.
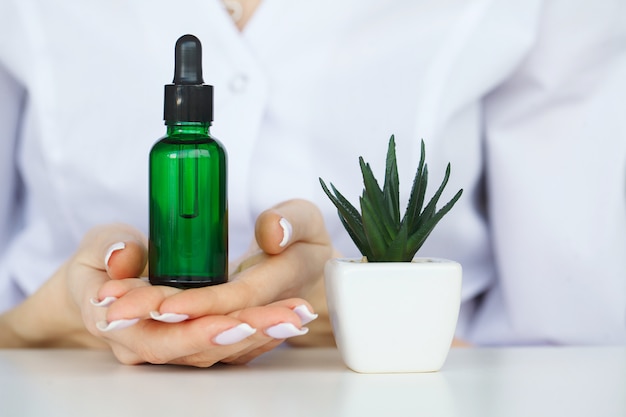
[78, 199, 333, 365]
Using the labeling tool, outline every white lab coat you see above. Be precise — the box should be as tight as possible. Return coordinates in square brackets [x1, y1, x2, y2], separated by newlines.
[0, 0, 625, 345]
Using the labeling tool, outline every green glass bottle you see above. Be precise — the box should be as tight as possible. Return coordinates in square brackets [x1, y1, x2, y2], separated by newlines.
[149, 34, 228, 288]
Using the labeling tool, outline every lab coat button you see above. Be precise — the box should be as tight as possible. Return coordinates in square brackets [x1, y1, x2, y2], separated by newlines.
[229, 74, 248, 92]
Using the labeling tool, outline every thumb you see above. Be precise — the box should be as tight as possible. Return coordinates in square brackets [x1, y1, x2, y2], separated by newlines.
[254, 198, 331, 255]
[78, 223, 148, 280]
[65, 224, 149, 334]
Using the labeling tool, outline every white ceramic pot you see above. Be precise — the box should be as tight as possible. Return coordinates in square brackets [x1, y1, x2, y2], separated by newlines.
[324, 257, 462, 373]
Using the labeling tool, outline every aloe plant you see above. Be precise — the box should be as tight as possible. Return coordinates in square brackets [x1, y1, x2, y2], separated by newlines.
[319, 135, 463, 262]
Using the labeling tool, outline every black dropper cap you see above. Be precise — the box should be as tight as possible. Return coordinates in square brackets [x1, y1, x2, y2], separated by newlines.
[164, 34, 213, 123]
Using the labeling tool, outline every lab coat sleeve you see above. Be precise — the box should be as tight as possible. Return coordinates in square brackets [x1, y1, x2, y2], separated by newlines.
[481, 0, 626, 344]
[0, 63, 24, 257]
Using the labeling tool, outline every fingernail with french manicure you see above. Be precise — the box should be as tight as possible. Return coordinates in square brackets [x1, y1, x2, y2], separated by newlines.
[150, 311, 189, 323]
[104, 242, 126, 271]
[213, 323, 257, 345]
[90, 296, 118, 308]
[278, 218, 292, 247]
[96, 318, 139, 332]
[265, 323, 309, 339]
[293, 305, 318, 325]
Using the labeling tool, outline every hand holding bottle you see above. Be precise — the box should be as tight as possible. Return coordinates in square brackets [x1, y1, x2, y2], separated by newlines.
[95, 199, 333, 365]
[0, 199, 334, 365]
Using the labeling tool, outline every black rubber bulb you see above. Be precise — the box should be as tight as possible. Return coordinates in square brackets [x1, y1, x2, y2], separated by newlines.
[173, 34, 203, 85]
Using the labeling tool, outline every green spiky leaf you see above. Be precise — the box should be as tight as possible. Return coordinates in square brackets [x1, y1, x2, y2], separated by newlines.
[359, 158, 396, 239]
[402, 140, 427, 229]
[383, 135, 400, 225]
[320, 135, 463, 262]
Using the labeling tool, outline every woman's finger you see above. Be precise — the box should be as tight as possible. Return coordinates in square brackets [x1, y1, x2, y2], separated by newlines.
[94, 279, 180, 323]
[254, 198, 331, 255]
[74, 223, 148, 280]
[173, 299, 314, 366]
[100, 299, 313, 367]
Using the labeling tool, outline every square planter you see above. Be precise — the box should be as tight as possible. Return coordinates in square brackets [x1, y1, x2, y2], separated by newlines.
[325, 257, 462, 373]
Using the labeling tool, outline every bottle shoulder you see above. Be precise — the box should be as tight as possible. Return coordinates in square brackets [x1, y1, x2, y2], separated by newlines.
[150, 135, 227, 159]
[152, 134, 224, 147]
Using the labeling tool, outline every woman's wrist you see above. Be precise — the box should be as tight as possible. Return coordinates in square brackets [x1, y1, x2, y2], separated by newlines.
[1, 267, 103, 348]
[0, 312, 28, 347]
[0, 291, 80, 348]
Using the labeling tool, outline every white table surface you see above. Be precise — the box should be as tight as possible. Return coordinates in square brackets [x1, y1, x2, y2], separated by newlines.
[0, 346, 624, 417]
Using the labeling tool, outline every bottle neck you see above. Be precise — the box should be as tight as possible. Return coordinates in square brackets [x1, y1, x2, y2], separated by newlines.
[165, 121, 211, 136]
